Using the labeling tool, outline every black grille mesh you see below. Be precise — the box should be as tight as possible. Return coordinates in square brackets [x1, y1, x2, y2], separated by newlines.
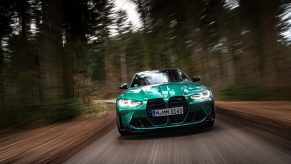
[146, 98, 167, 125]
[168, 96, 188, 123]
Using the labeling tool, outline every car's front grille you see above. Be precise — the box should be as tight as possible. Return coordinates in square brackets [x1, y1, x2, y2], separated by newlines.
[168, 96, 188, 123]
[146, 98, 167, 125]
[137, 97, 208, 127]
[146, 97, 189, 125]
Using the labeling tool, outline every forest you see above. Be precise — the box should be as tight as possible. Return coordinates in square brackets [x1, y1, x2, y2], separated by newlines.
[0, 0, 291, 128]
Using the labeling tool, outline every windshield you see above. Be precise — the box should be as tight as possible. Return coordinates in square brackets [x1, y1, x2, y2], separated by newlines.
[130, 70, 190, 87]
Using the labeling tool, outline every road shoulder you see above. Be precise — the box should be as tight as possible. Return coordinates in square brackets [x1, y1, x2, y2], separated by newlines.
[216, 101, 291, 151]
[0, 105, 115, 163]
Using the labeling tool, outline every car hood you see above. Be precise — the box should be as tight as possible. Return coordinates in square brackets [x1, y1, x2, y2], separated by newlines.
[118, 82, 207, 101]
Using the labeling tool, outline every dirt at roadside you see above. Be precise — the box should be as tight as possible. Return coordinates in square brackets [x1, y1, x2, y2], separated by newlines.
[1, 101, 290, 163]
[216, 101, 291, 128]
[216, 101, 291, 151]
[0, 106, 115, 163]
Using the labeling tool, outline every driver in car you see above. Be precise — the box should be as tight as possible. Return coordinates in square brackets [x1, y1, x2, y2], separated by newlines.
[139, 78, 147, 86]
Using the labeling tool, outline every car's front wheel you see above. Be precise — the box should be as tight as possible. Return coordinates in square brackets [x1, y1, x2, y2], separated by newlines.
[118, 128, 131, 136]
[204, 121, 214, 129]
[204, 109, 215, 129]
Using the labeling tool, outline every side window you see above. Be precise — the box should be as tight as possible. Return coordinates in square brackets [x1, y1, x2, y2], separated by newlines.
[169, 71, 179, 81]
[130, 75, 140, 87]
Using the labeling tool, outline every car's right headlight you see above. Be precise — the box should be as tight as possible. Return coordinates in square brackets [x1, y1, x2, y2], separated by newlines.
[190, 90, 212, 100]
[118, 99, 142, 107]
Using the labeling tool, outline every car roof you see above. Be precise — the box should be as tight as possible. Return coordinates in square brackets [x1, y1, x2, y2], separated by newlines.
[136, 68, 180, 75]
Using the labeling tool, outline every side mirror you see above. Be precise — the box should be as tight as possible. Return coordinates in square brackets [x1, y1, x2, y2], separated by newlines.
[191, 76, 200, 82]
[119, 83, 128, 89]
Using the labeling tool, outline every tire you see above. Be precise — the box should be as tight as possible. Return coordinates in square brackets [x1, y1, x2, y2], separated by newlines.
[205, 109, 215, 129]
[204, 121, 214, 129]
[118, 128, 131, 136]
[117, 122, 132, 136]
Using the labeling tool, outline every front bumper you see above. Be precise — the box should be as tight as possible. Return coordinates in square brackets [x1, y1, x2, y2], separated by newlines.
[117, 100, 215, 132]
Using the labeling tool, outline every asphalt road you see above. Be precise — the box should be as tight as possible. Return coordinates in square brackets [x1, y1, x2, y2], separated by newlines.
[65, 113, 291, 164]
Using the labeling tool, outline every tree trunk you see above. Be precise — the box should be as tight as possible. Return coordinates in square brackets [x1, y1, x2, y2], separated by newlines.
[20, 0, 29, 39]
[142, 33, 150, 70]
[259, 0, 281, 87]
[103, 40, 118, 97]
[0, 41, 4, 109]
[39, 0, 64, 101]
[239, 0, 261, 84]
[120, 40, 127, 82]
[63, 47, 74, 98]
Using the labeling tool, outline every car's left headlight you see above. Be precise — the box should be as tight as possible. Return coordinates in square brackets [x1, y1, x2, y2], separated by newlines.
[118, 99, 142, 107]
[190, 90, 212, 100]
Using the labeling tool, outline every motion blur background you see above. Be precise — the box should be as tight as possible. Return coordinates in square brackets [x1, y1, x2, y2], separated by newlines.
[0, 0, 291, 128]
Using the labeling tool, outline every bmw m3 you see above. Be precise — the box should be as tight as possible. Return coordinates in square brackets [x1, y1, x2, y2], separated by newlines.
[116, 69, 215, 135]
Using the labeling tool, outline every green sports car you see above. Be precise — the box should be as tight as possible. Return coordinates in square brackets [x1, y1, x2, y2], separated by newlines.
[116, 69, 215, 135]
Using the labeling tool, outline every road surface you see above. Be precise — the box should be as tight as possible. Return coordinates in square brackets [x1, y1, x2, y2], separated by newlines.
[65, 113, 291, 164]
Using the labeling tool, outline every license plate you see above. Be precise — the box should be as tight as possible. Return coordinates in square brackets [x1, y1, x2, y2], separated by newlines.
[151, 107, 183, 117]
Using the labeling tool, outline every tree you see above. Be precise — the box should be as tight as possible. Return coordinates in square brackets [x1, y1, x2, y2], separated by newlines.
[38, 0, 64, 101]
[0, 0, 13, 108]
[259, 0, 281, 87]
[132, 0, 153, 69]
[116, 10, 132, 82]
